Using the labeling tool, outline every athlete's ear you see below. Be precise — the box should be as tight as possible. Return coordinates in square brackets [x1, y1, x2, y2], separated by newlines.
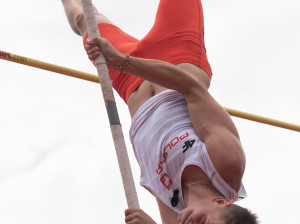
[212, 197, 232, 207]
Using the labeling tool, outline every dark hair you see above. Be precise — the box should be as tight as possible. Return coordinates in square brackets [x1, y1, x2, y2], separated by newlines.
[219, 204, 259, 224]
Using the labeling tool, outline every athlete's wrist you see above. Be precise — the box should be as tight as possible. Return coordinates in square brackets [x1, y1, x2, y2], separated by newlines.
[113, 53, 130, 73]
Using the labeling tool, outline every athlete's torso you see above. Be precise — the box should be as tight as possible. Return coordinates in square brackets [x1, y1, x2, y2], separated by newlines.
[129, 85, 247, 223]
[126, 64, 210, 223]
[127, 63, 210, 116]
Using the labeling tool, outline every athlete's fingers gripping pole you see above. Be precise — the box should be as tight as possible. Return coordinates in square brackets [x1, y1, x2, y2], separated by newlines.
[80, 0, 139, 209]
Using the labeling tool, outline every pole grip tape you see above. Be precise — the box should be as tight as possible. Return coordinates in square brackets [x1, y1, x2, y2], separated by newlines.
[107, 101, 120, 125]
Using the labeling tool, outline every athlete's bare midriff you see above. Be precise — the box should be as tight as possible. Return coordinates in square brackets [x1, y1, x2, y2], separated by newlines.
[127, 63, 211, 117]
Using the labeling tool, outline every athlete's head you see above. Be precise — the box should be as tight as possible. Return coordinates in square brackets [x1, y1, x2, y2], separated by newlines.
[219, 204, 259, 224]
[178, 198, 258, 224]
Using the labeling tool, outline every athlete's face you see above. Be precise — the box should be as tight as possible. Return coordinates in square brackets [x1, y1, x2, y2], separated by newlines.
[177, 198, 230, 224]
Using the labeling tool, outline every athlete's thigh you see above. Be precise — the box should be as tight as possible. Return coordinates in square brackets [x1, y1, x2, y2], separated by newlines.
[136, 0, 213, 77]
[80, 12, 113, 39]
[147, 0, 204, 37]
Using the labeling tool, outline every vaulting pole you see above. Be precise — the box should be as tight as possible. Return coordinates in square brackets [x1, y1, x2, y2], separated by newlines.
[1, 50, 299, 132]
[80, 0, 139, 208]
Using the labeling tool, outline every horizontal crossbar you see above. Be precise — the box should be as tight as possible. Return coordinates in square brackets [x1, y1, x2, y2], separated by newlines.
[1, 50, 299, 132]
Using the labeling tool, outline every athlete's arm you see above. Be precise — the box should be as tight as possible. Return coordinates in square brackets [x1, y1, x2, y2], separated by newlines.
[185, 87, 246, 191]
[85, 37, 200, 93]
[86, 37, 246, 190]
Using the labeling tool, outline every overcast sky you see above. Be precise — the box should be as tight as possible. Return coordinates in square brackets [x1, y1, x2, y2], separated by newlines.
[0, 0, 299, 223]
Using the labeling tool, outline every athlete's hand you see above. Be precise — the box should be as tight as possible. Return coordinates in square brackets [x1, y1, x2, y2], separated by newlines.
[85, 37, 125, 69]
[177, 205, 208, 224]
[125, 208, 157, 224]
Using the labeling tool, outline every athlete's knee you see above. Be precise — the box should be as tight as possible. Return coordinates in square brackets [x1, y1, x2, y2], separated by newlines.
[75, 11, 112, 36]
[74, 11, 86, 35]
[94, 11, 113, 25]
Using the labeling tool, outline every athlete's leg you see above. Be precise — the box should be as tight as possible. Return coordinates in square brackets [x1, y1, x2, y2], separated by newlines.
[136, 0, 212, 79]
[62, 0, 138, 56]
[61, 0, 113, 37]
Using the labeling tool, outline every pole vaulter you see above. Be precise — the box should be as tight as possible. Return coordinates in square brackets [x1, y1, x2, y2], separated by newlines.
[2, 0, 299, 222]
[1, 50, 299, 133]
